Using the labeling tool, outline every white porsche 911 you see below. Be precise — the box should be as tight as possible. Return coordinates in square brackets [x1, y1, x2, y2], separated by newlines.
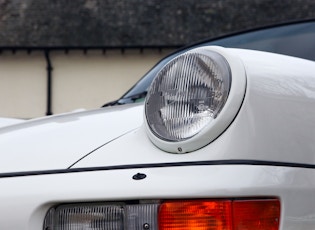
[1, 20, 315, 230]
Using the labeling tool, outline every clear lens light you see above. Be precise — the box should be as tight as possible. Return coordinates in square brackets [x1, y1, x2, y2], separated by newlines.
[145, 50, 231, 142]
[43, 203, 159, 230]
[44, 204, 125, 230]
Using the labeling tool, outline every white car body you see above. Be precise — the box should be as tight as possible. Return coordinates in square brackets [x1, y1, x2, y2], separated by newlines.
[1, 47, 315, 229]
[0, 117, 24, 128]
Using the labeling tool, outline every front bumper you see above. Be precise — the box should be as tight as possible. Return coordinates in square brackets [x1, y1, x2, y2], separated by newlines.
[0, 164, 315, 229]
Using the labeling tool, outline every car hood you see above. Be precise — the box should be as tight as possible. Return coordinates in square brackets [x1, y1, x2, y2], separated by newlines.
[73, 48, 315, 169]
[0, 103, 143, 174]
[2, 48, 315, 176]
[0, 117, 25, 128]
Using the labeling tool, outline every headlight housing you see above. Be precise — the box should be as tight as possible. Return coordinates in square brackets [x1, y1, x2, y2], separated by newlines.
[145, 47, 246, 153]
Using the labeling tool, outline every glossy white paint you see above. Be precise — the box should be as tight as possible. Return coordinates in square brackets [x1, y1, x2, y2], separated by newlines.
[75, 48, 315, 167]
[0, 117, 24, 128]
[1, 165, 315, 229]
[1, 47, 315, 229]
[0, 103, 143, 173]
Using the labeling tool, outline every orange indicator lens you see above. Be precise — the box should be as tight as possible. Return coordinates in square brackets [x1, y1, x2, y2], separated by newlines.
[158, 199, 280, 230]
[233, 199, 280, 230]
[159, 200, 233, 230]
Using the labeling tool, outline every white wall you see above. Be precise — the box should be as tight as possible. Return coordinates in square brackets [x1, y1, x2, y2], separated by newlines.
[0, 51, 47, 118]
[0, 49, 173, 118]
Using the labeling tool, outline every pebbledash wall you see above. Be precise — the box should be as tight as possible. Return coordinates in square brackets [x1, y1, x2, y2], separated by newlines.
[0, 0, 315, 118]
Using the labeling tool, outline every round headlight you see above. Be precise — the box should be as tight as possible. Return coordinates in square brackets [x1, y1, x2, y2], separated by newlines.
[145, 47, 246, 153]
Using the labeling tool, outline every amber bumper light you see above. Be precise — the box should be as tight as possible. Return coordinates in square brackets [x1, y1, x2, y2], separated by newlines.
[44, 198, 280, 230]
[158, 199, 280, 230]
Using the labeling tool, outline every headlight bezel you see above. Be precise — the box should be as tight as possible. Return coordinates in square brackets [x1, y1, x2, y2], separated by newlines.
[144, 46, 246, 153]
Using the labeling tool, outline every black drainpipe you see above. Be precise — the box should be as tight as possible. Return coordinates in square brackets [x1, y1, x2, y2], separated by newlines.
[44, 50, 53, 116]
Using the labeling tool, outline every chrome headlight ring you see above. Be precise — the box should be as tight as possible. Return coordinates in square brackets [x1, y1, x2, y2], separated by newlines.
[145, 46, 246, 153]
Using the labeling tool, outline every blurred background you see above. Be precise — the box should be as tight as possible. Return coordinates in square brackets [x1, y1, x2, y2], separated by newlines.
[0, 0, 314, 118]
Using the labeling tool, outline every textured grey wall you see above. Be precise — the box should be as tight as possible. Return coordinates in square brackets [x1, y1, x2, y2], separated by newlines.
[0, 0, 314, 47]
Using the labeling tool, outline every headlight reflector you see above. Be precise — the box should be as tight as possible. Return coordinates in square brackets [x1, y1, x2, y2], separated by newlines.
[144, 47, 246, 153]
[145, 50, 231, 142]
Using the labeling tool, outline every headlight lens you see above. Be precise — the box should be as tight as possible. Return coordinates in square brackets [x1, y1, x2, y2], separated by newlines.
[145, 50, 231, 142]
[144, 47, 246, 153]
